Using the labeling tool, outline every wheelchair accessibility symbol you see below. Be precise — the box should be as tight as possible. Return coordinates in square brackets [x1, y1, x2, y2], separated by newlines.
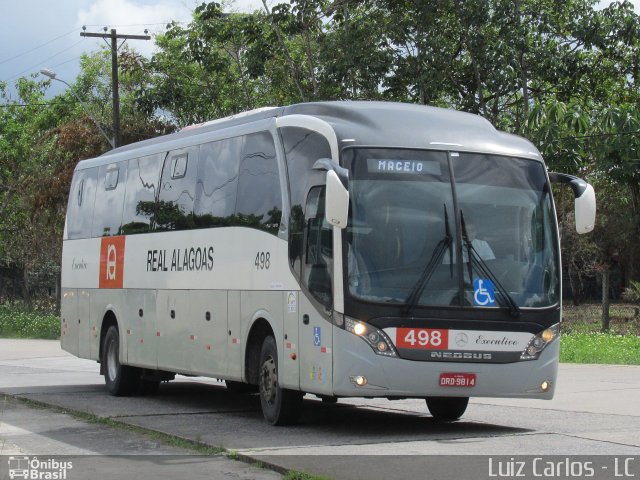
[473, 278, 496, 306]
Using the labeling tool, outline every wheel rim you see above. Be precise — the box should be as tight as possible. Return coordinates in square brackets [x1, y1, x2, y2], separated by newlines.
[260, 355, 277, 406]
[106, 338, 118, 381]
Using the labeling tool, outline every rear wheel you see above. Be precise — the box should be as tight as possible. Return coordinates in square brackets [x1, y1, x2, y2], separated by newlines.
[102, 325, 140, 396]
[258, 336, 303, 425]
[426, 396, 469, 421]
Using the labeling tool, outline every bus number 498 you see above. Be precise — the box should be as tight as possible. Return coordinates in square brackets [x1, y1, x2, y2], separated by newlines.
[401, 328, 446, 349]
[255, 251, 271, 270]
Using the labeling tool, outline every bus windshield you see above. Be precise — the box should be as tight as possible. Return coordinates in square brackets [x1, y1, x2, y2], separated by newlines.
[343, 148, 559, 309]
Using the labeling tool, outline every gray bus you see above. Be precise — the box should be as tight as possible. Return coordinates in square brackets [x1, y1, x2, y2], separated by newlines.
[61, 101, 595, 425]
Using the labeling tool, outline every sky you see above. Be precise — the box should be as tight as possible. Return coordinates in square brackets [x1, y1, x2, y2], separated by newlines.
[0, 0, 638, 101]
[0, 0, 263, 99]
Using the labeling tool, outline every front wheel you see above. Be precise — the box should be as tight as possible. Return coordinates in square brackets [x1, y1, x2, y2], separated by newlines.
[258, 335, 303, 425]
[102, 325, 140, 396]
[426, 396, 469, 421]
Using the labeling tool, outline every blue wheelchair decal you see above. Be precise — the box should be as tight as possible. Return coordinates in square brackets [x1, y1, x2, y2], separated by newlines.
[473, 278, 496, 306]
[313, 327, 321, 346]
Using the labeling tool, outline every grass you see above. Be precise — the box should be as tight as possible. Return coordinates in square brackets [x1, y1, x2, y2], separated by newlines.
[560, 303, 640, 365]
[560, 332, 640, 364]
[0, 303, 59, 339]
[284, 472, 332, 480]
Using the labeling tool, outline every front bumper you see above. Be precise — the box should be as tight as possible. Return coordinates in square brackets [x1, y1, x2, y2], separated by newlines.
[332, 325, 559, 399]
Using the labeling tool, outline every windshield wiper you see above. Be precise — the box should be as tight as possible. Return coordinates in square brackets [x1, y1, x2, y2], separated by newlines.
[404, 204, 452, 314]
[460, 213, 521, 317]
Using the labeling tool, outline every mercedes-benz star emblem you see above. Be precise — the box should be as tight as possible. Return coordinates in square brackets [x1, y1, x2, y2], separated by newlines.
[455, 332, 468, 347]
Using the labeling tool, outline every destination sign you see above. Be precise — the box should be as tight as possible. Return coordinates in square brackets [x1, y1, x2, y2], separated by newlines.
[367, 158, 441, 176]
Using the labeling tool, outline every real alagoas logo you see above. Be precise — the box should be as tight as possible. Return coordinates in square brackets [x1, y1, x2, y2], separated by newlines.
[99, 236, 125, 289]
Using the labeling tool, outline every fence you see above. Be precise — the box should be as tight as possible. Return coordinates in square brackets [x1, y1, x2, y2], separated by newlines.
[562, 303, 640, 335]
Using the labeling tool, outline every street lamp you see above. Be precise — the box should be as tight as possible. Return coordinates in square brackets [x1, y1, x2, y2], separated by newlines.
[39, 68, 115, 149]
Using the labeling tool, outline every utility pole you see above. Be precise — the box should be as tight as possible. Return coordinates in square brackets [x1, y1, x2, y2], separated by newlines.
[80, 28, 150, 148]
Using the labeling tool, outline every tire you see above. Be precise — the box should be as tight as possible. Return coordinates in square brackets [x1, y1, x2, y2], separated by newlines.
[258, 335, 303, 425]
[426, 396, 469, 421]
[225, 380, 258, 394]
[102, 325, 140, 396]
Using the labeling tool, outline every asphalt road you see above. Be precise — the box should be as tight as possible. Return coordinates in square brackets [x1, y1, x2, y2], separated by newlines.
[1, 339, 639, 480]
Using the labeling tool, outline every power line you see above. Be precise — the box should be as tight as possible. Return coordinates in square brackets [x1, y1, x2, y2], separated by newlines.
[3, 39, 85, 83]
[49, 56, 84, 70]
[81, 22, 185, 28]
[531, 129, 640, 145]
[558, 129, 640, 141]
[0, 28, 78, 66]
[0, 102, 78, 108]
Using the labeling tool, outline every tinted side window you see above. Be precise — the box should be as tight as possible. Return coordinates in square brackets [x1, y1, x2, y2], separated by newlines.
[235, 131, 282, 235]
[194, 138, 241, 228]
[121, 154, 162, 235]
[67, 168, 98, 239]
[303, 186, 333, 306]
[92, 162, 127, 237]
[280, 127, 332, 275]
[156, 147, 198, 231]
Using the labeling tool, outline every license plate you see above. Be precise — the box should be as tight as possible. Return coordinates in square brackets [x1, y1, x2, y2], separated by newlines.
[396, 328, 448, 350]
[439, 372, 476, 387]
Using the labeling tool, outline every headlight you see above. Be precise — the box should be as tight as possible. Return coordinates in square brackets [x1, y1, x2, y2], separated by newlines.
[520, 323, 559, 361]
[344, 316, 397, 357]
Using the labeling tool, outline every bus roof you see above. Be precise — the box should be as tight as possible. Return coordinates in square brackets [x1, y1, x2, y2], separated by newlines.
[283, 102, 540, 159]
[77, 101, 541, 170]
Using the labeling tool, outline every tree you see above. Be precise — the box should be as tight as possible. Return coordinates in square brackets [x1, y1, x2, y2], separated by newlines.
[3, 0, 640, 312]
[0, 78, 61, 304]
[130, 3, 271, 125]
[0, 48, 173, 307]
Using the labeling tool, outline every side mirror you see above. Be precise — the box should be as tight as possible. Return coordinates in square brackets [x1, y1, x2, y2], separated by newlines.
[325, 170, 349, 228]
[549, 172, 596, 234]
[313, 159, 350, 229]
[574, 183, 596, 234]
